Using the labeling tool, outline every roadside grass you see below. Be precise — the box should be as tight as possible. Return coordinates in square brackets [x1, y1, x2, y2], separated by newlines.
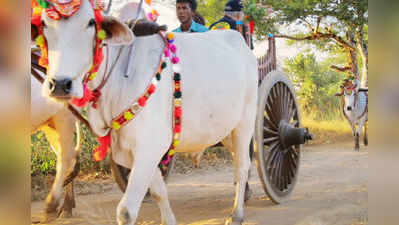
[302, 116, 353, 145]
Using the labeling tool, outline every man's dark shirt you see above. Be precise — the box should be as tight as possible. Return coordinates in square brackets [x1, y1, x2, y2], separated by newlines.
[209, 15, 253, 49]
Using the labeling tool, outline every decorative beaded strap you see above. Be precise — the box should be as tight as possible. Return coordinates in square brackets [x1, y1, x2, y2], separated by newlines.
[93, 33, 182, 173]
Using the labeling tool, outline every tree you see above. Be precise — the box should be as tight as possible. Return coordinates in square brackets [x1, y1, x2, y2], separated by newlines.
[284, 52, 343, 120]
[197, 0, 228, 25]
[245, 0, 368, 87]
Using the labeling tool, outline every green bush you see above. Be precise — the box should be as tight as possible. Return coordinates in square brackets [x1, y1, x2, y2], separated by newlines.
[31, 124, 110, 176]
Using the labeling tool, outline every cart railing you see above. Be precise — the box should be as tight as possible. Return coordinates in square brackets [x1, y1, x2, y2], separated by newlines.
[257, 36, 277, 84]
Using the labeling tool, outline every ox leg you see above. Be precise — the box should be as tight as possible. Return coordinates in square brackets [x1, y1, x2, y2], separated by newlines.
[42, 112, 78, 221]
[354, 123, 360, 152]
[58, 181, 75, 218]
[224, 128, 252, 225]
[363, 121, 368, 146]
[149, 168, 176, 225]
[116, 147, 164, 225]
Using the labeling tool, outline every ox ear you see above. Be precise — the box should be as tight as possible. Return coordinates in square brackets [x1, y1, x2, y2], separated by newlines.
[102, 16, 134, 46]
[31, 24, 39, 41]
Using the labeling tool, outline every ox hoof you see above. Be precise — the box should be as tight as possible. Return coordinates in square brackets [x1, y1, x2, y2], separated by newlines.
[117, 207, 132, 225]
[40, 212, 57, 223]
[57, 207, 73, 218]
[364, 138, 368, 146]
[225, 216, 243, 225]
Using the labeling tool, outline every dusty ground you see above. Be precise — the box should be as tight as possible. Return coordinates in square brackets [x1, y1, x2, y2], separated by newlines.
[31, 142, 368, 225]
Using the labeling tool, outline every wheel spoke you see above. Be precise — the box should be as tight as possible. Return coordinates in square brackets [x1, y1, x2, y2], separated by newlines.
[265, 102, 279, 127]
[279, 84, 287, 121]
[286, 151, 295, 179]
[290, 120, 299, 127]
[271, 151, 280, 188]
[288, 107, 297, 122]
[282, 87, 290, 120]
[281, 155, 288, 190]
[264, 136, 279, 145]
[264, 111, 278, 130]
[271, 86, 282, 122]
[276, 152, 284, 190]
[266, 142, 280, 175]
[264, 126, 278, 136]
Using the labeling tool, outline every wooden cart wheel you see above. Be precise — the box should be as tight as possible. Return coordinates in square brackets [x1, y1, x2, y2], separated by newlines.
[254, 71, 306, 204]
[110, 154, 176, 193]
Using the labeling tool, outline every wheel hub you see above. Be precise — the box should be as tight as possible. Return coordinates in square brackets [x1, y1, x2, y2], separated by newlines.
[278, 121, 313, 149]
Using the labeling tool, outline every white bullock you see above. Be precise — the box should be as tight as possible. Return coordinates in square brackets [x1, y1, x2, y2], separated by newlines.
[31, 73, 80, 221]
[37, 1, 258, 224]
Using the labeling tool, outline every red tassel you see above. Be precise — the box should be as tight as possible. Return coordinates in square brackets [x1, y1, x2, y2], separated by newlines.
[93, 133, 111, 161]
[138, 96, 147, 107]
[148, 84, 156, 94]
[174, 107, 182, 118]
[249, 21, 255, 34]
[71, 84, 94, 107]
[174, 124, 181, 133]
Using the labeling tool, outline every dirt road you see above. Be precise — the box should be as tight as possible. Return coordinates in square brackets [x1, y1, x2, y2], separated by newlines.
[31, 142, 368, 225]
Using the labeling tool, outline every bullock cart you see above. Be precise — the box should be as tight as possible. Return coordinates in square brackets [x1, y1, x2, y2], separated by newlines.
[112, 36, 313, 204]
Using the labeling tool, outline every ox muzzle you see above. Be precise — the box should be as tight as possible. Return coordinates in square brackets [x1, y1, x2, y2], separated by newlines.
[48, 78, 73, 97]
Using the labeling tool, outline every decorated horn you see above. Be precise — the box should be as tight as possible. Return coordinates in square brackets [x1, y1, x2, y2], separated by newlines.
[104, 0, 112, 14]
[135, 0, 144, 22]
[125, 0, 145, 78]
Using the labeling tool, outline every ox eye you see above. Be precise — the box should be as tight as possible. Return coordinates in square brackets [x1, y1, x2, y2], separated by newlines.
[88, 19, 96, 28]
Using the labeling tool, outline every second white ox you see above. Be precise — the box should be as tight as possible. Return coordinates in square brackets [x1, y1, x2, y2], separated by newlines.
[38, 1, 258, 224]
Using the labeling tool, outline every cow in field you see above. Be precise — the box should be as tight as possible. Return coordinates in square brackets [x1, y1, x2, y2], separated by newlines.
[34, 1, 258, 224]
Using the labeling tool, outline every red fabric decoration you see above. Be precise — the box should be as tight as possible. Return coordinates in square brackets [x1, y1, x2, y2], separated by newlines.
[174, 124, 181, 133]
[148, 84, 156, 94]
[174, 107, 182, 118]
[71, 84, 94, 107]
[93, 133, 111, 161]
[138, 96, 147, 107]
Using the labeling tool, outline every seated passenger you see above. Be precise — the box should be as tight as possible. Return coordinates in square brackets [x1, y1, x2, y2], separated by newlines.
[173, 0, 208, 33]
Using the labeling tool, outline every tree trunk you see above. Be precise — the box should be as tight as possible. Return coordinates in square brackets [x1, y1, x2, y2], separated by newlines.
[348, 32, 360, 79]
[356, 30, 368, 88]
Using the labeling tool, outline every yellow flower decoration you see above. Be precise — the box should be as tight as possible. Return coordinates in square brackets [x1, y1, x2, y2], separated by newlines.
[89, 72, 98, 80]
[124, 111, 134, 120]
[167, 33, 175, 40]
[112, 121, 121, 130]
[173, 140, 180, 148]
[168, 149, 175, 156]
[174, 99, 182, 107]
[33, 7, 43, 16]
[36, 35, 45, 47]
[97, 29, 107, 40]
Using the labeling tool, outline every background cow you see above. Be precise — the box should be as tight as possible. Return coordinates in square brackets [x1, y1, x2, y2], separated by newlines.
[336, 79, 368, 151]
[31, 71, 80, 222]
